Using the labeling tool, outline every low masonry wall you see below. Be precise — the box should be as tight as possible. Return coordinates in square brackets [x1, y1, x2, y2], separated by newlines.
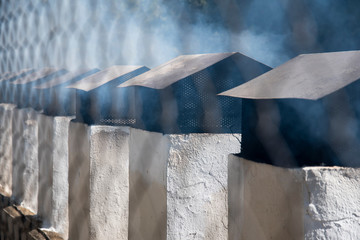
[0, 103, 359, 239]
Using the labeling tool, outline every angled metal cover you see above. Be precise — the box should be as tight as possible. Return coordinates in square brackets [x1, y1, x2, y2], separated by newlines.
[0, 72, 11, 81]
[67, 65, 147, 92]
[35, 68, 100, 89]
[11, 68, 60, 85]
[220, 51, 360, 100]
[0, 69, 34, 82]
[118, 52, 237, 89]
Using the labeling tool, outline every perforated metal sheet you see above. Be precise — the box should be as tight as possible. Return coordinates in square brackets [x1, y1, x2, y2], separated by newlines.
[173, 68, 242, 133]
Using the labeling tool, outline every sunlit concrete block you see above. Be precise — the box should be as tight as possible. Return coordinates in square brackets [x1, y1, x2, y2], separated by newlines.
[166, 134, 241, 239]
[37, 114, 73, 239]
[303, 167, 360, 239]
[129, 130, 241, 239]
[11, 108, 39, 213]
[68, 122, 129, 240]
[0, 104, 16, 196]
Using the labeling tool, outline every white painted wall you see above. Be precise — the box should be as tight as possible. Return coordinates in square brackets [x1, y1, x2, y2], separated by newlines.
[128, 131, 241, 239]
[0, 104, 15, 196]
[89, 126, 130, 240]
[11, 108, 39, 213]
[0, 103, 358, 240]
[303, 167, 360, 239]
[68, 122, 130, 240]
[129, 128, 169, 240]
[166, 134, 241, 240]
[37, 114, 72, 239]
[68, 121, 91, 240]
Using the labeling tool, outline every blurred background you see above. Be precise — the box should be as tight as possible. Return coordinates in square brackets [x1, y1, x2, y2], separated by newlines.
[1, 0, 360, 72]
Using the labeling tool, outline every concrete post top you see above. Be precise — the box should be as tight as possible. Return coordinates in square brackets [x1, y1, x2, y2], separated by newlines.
[0, 103, 16, 109]
[166, 132, 242, 138]
[90, 125, 130, 135]
[303, 166, 360, 171]
[166, 133, 241, 153]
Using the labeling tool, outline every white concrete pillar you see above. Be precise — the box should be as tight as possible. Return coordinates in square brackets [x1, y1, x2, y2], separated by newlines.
[128, 128, 169, 239]
[303, 167, 360, 239]
[68, 122, 130, 240]
[166, 134, 241, 239]
[11, 108, 39, 213]
[68, 121, 90, 240]
[37, 114, 73, 239]
[0, 104, 15, 196]
[228, 156, 304, 240]
[128, 131, 241, 239]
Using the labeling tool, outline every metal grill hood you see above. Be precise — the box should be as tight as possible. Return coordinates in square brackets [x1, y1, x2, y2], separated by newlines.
[220, 51, 360, 100]
[219, 50, 360, 167]
[67, 65, 150, 125]
[118, 52, 272, 134]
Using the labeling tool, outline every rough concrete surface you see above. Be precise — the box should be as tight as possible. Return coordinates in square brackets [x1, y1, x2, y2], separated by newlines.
[11, 108, 39, 213]
[1, 101, 359, 240]
[38, 115, 72, 239]
[229, 155, 360, 240]
[69, 122, 130, 240]
[166, 133, 241, 240]
[303, 167, 360, 240]
[89, 126, 130, 240]
[228, 156, 304, 240]
[0, 104, 15, 196]
[128, 131, 241, 239]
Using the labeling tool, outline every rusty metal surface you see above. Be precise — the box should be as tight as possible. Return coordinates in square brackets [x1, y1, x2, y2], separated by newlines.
[67, 65, 146, 91]
[35, 68, 100, 89]
[11, 68, 60, 85]
[118, 52, 236, 89]
[220, 51, 360, 100]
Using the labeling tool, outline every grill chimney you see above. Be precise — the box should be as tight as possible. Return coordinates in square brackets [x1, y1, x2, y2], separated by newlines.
[67, 65, 149, 125]
[119, 52, 271, 134]
[34, 68, 100, 116]
[220, 50, 360, 167]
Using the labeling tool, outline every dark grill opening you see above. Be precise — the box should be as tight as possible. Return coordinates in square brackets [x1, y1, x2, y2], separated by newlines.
[120, 52, 272, 134]
[240, 84, 360, 167]
[67, 65, 150, 125]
